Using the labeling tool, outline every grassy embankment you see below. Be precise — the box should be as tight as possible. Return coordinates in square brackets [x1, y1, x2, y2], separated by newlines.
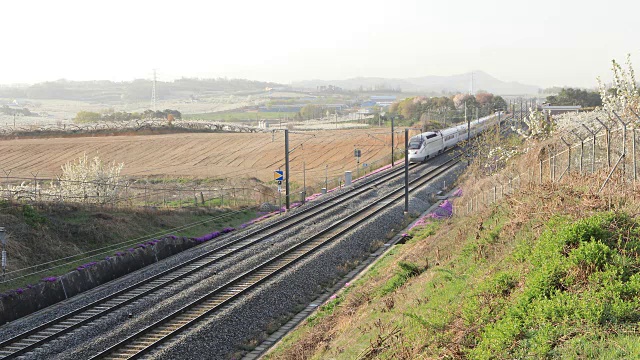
[0, 202, 255, 293]
[267, 161, 640, 358]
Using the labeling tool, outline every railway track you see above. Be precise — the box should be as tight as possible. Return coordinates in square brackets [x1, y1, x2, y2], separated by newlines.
[92, 155, 461, 359]
[0, 160, 426, 359]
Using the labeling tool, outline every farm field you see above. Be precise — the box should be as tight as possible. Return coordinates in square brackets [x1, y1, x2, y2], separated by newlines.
[0, 129, 402, 186]
[184, 111, 294, 122]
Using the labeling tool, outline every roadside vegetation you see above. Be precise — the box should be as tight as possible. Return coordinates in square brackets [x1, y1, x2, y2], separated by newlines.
[267, 161, 640, 360]
[0, 202, 256, 293]
[265, 56, 640, 359]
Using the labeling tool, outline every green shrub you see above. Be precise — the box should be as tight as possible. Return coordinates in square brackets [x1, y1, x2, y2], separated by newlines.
[22, 205, 47, 227]
[469, 212, 640, 358]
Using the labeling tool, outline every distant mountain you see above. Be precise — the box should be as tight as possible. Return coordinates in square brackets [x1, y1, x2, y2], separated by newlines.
[293, 71, 540, 95]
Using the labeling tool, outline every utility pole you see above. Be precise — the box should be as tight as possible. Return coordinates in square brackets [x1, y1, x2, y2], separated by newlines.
[285, 129, 290, 210]
[467, 109, 471, 164]
[464, 102, 467, 127]
[152, 69, 157, 112]
[404, 128, 409, 214]
[325, 164, 328, 191]
[520, 99, 523, 126]
[1, 227, 6, 282]
[497, 110, 501, 142]
[391, 117, 395, 167]
[302, 161, 306, 205]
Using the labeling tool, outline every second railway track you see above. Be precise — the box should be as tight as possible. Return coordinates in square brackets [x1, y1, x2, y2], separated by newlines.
[0, 158, 429, 359]
[93, 155, 461, 359]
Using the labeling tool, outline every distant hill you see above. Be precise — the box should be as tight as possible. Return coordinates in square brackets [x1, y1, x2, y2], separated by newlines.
[0, 78, 283, 103]
[293, 71, 540, 95]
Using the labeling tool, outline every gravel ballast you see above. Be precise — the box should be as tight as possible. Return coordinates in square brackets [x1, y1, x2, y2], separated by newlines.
[0, 151, 463, 359]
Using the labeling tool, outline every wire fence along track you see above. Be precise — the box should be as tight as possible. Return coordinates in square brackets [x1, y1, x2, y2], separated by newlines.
[456, 110, 640, 216]
[0, 148, 402, 210]
[0, 158, 423, 359]
[92, 157, 461, 360]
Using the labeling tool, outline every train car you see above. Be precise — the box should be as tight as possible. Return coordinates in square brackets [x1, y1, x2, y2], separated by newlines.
[456, 123, 469, 141]
[441, 127, 458, 151]
[407, 112, 502, 163]
[408, 131, 443, 162]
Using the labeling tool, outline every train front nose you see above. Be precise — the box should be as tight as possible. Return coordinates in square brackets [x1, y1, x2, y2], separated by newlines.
[408, 150, 421, 163]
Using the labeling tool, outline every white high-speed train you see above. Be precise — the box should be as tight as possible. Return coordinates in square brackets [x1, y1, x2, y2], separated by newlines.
[408, 112, 503, 163]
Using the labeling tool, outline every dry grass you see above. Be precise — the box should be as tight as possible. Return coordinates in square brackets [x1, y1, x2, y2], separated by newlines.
[267, 126, 640, 359]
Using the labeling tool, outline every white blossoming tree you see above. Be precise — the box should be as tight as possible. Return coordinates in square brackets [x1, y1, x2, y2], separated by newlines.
[52, 153, 125, 204]
[524, 107, 555, 139]
[598, 54, 640, 120]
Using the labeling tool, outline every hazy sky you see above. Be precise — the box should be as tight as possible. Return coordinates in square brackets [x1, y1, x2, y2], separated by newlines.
[2, 0, 638, 88]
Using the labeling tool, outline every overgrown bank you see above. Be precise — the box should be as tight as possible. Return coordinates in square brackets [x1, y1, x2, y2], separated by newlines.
[267, 183, 640, 359]
[0, 202, 256, 293]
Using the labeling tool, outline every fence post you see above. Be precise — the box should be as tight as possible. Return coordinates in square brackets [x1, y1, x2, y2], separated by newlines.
[596, 117, 611, 169]
[634, 127, 637, 183]
[539, 159, 543, 183]
[557, 137, 571, 182]
[548, 148, 552, 181]
[553, 150, 557, 181]
[630, 109, 640, 182]
[572, 130, 586, 175]
[493, 185, 496, 202]
[31, 171, 39, 202]
[612, 110, 630, 182]
[582, 123, 600, 174]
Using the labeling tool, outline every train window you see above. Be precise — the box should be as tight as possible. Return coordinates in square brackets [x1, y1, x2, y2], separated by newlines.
[408, 139, 423, 149]
[426, 134, 437, 139]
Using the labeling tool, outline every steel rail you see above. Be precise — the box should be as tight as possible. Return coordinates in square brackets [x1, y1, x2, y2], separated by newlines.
[92, 156, 461, 359]
[0, 161, 423, 359]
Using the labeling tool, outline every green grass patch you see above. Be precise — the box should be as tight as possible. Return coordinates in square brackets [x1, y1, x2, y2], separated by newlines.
[378, 261, 426, 296]
[468, 212, 640, 359]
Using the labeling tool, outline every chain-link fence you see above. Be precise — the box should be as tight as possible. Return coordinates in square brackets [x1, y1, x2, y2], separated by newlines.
[454, 110, 640, 216]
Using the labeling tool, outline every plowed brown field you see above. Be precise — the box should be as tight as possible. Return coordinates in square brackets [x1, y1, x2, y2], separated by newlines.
[0, 129, 402, 185]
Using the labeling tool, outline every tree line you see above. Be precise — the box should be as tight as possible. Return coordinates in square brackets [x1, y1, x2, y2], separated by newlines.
[544, 88, 602, 108]
[388, 92, 508, 123]
[1, 105, 36, 116]
[75, 109, 182, 123]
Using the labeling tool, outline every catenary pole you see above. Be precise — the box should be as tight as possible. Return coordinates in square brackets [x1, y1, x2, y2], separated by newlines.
[285, 129, 290, 210]
[391, 117, 395, 167]
[404, 128, 409, 213]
